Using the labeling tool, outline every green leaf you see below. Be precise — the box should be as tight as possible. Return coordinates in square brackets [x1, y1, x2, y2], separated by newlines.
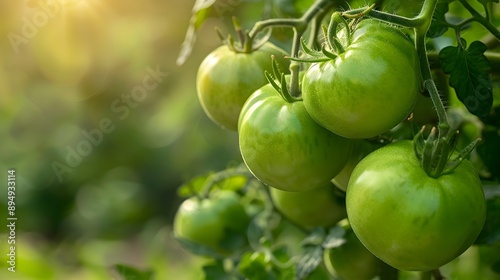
[301, 228, 326, 247]
[238, 252, 278, 280]
[175, 237, 224, 258]
[273, 0, 316, 17]
[114, 264, 154, 280]
[217, 175, 248, 192]
[427, 1, 451, 38]
[439, 40, 493, 118]
[322, 225, 346, 249]
[177, 172, 213, 197]
[177, 0, 217, 66]
[476, 126, 500, 179]
[203, 260, 237, 280]
[475, 195, 500, 245]
[492, 261, 500, 274]
[295, 246, 323, 280]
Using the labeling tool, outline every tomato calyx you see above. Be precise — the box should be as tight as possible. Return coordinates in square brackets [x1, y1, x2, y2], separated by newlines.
[413, 125, 481, 178]
[288, 5, 376, 64]
[265, 56, 302, 103]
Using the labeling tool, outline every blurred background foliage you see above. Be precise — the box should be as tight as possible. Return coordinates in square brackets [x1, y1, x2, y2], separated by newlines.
[0, 0, 246, 279]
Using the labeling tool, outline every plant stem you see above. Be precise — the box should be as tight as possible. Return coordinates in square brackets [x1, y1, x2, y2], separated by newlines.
[415, 0, 449, 134]
[459, 0, 500, 42]
[344, 8, 421, 28]
[432, 269, 445, 280]
[247, 0, 338, 98]
[201, 166, 253, 198]
[419, 271, 432, 280]
[248, 0, 336, 39]
[248, 18, 303, 40]
[289, 30, 302, 97]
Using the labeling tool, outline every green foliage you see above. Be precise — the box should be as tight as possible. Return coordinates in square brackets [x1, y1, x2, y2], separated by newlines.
[115, 264, 154, 280]
[440, 40, 493, 118]
[172, 0, 500, 278]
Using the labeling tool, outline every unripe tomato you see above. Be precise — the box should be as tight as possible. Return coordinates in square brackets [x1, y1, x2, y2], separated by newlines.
[324, 222, 390, 280]
[302, 19, 420, 139]
[332, 140, 378, 191]
[173, 190, 250, 256]
[238, 82, 353, 192]
[346, 140, 486, 271]
[270, 182, 346, 229]
[196, 42, 289, 130]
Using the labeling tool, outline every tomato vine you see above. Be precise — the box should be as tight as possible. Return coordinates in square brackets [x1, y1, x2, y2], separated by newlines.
[168, 0, 500, 279]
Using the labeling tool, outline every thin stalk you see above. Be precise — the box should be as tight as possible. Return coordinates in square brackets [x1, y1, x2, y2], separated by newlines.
[419, 271, 432, 280]
[459, 0, 500, 42]
[247, 0, 336, 40]
[343, 8, 421, 28]
[289, 29, 302, 98]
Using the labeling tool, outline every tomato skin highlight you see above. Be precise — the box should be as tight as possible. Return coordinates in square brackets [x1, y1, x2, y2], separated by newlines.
[238, 82, 353, 192]
[196, 43, 289, 130]
[302, 19, 420, 139]
[346, 140, 487, 271]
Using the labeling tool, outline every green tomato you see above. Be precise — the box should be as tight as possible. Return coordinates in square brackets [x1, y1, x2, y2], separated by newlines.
[270, 182, 347, 229]
[238, 82, 353, 192]
[173, 190, 250, 255]
[302, 19, 420, 139]
[332, 140, 379, 192]
[196, 42, 289, 130]
[324, 222, 391, 280]
[346, 140, 486, 271]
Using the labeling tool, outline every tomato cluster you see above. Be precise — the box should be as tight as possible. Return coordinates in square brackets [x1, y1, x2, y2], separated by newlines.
[174, 16, 488, 279]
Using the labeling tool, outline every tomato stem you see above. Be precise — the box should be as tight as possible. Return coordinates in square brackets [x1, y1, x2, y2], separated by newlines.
[200, 165, 254, 198]
[343, 8, 421, 28]
[431, 269, 445, 280]
[326, 13, 348, 53]
[459, 0, 500, 42]
[419, 271, 432, 280]
[247, 0, 337, 97]
[247, 0, 335, 40]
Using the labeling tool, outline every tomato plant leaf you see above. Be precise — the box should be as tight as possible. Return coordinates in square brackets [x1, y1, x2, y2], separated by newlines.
[439, 40, 493, 118]
[203, 261, 237, 280]
[177, 0, 216, 66]
[174, 237, 223, 258]
[273, 0, 315, 17]
[238, 252, 278, 280]
[427, 1, 451, 38]
[322, 225, 347, 249]
[114, 264, 154, 280]
[300, 227, 326, 247]
[476, 127, 500, 180]
[475, 196, 500, 245]
[295, 245, 323, 280]
[177, 172, 213, 197]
